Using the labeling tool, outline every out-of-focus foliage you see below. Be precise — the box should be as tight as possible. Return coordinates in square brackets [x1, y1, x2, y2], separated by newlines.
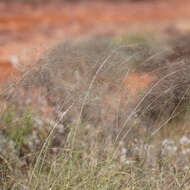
[0, 0, 161, 3]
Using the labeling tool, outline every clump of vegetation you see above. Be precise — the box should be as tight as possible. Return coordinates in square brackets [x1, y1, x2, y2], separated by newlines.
[0, 32, 190, 189]
[137, 33, 190, 128]
[4, 108, 33, 148]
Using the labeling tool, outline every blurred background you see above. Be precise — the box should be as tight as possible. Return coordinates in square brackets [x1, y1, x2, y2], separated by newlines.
[0, 0, 189, 84]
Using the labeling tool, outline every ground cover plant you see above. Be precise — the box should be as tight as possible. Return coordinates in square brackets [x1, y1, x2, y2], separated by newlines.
[0, 32, 190, 189]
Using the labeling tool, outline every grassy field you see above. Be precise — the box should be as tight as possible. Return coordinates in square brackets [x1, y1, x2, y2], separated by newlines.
[0, 32, 190, 189]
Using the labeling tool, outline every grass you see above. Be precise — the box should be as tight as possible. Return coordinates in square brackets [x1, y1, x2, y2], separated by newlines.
[0, 32, 190, 189]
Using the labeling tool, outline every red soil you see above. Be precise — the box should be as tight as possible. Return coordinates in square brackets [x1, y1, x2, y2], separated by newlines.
[124, 73, 155, 96]
[0, 60, 20, 84]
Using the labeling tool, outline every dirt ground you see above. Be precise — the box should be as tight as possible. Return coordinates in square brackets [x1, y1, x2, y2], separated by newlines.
[0, 0, 190, 85]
